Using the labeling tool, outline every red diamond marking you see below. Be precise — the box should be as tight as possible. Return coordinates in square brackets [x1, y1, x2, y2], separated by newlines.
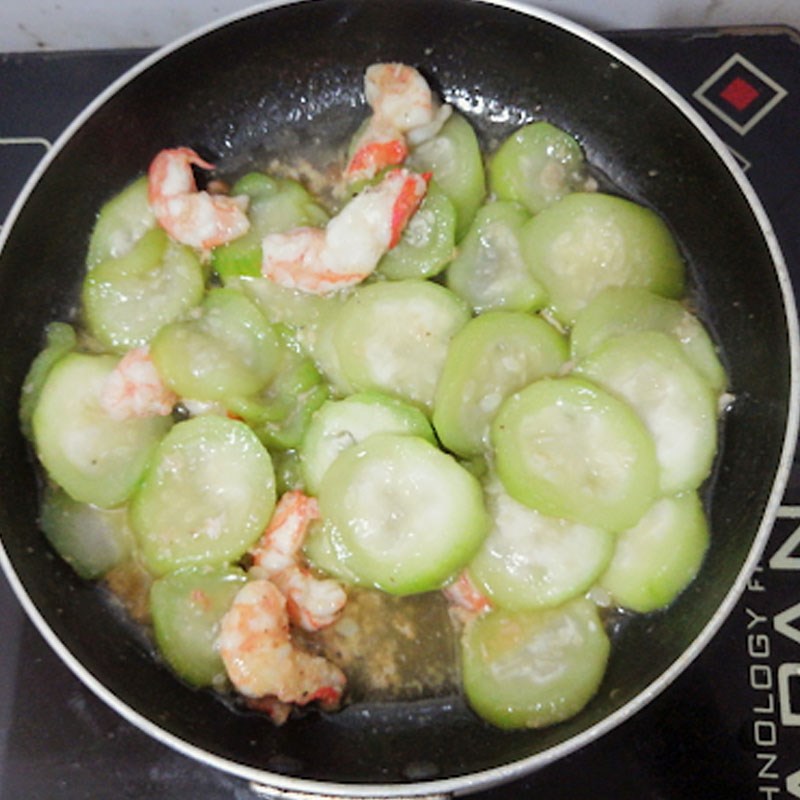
[719, 77, 760, 111]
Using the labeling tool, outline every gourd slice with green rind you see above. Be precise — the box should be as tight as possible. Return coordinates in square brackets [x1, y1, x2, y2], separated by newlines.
[301, 391, 436, 493]
[446, 200, 546, 314]
[32, 352, 171, 508]
[461, 597, 610, 729]
[433, 310, 568, 458]
[150, 565, 248, 686]
[83, 227, 205, 352]
[408, 112, 486, 241]
[377, 181, 457, 280]
[317, 433, 489, 595]
[151, 287, 281, 402]
[333, 280, 469, 412]
[19, 321, 77, 441]
[39, 484, 135, 579]
[86, 175, 155, 269]
[598, 491, 710, 613]
[575, 330, 718, 495]
[468, 477, 614, 610]
[570, 286, 727, 394]
[491, 375, 658, 531]
[489, 120, 591, 214]
[130, 415, 276, 576]
[520, 192, 685, 326]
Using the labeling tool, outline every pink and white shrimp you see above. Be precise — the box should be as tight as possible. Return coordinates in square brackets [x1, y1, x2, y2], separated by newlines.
[147, 147, 250, 250]
[443, 570, 493, 625]
[250, 490, 347, 632]
[273, 567, 348, 633]
[365, 62, 450, 136]
[251, 490, 320, 574]
[217, 578, 346, 711]
[345, 119, 410, 185]
[261, 167, 429, 294]
[345, 63, 451, 182]
[100, 346, 177, 422]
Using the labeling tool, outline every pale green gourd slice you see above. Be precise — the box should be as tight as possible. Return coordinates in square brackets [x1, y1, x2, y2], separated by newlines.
[225, 276, 354, 396]
[303, 518, 367, 587]
[520, 192, 685, 325]
[570, 286, 727, 394]
[468, 477, 614, 610]
[407, 112, 486, 240]
[301, 391, 435, 493]
[333, 280, 469, 412]
[446, 201, 546, 314]
[300, 300, 357, 397]
[19, 321, 77, 441]
[32, 352, 171, 508]
[488, 121, 591, 214]
[317, 433, 489, 595]
[130, 415, 276, 576]
[150, 565, 248, 687]
[226, 274, 343, 332]
[377, 181, 457, 280]
[598, 491, 709, 613]
[433, 310, 568, 457]
[150, 287, 281, 402]
[461, 597, 610, 729]
[575, 330, 718, 495]
[491, 376, 658, 531]
[83, 226, 205, 352]
[39, 484, 135, 579]
[86, 175, 156, 269]
[225, 325, 329, 451]
[271, 448, 306, 496]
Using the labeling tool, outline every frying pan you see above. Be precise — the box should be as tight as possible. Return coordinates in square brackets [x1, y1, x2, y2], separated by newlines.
[0, 0, 797, 796]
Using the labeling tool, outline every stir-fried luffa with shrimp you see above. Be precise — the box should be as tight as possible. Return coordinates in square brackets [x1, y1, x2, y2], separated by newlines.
[22, 62, 730, 729]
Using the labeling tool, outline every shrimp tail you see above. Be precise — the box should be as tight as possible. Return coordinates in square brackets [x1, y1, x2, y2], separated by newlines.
[172, 146, 215, 173]
[389, 169, 431, 248]
[251, 490, 320, 575]
[245, 695, 294, 725]
[147, 147, 213, 201]
[306, 684, 343, 710]
[250, 491, 347, 632]
[345, 131, 409, 183]
[443, 570, 493, 625]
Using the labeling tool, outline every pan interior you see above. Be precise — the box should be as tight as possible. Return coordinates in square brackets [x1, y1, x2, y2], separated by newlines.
[0, 0, 792, 788]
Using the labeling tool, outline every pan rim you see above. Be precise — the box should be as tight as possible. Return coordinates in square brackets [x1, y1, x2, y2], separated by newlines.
[0, 0, 797, 796]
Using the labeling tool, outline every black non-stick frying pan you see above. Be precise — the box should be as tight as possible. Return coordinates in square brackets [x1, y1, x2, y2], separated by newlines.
[0, 0, 797, 796]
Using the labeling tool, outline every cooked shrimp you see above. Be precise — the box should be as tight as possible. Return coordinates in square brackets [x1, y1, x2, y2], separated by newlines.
[100, 346, 177, 422]
[273, 566, 348, 632]
[345, 63, 451, 182]
[261, 168, 429, 294]
[217, 578, 346, 709]
[148, 147, 250, 250]
[365, 63, 450, 135]
[250, 490, 347, 632]
[251, 489, 320, 575]
[345, 120, 409, 183]
[443, 570, 492, 625]
[244, 694, 293, 725]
